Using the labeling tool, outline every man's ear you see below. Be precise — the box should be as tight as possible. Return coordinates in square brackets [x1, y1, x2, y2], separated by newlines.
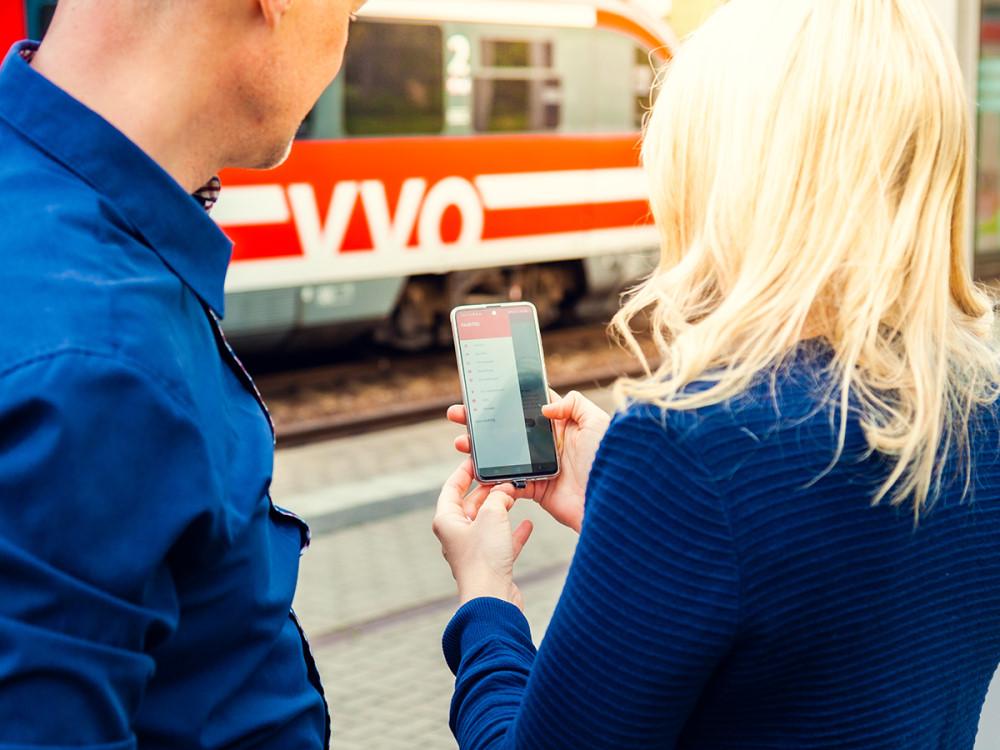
[257, 0, 295, 31]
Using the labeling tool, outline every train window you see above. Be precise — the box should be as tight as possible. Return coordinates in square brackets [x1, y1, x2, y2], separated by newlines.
[342, 21, 444, 136]
[25, 0, 56, 40]
[485, 40, 553, 69]
[475, 39, 561, 133]
[38, 3, 55, 37]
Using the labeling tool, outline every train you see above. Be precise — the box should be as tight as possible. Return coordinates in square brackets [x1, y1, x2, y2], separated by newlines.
[5, 0, 678, 351]
[9, 1, 999, 353]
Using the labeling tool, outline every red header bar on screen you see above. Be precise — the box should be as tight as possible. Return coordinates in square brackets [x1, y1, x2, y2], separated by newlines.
[455, 309, 513, 340]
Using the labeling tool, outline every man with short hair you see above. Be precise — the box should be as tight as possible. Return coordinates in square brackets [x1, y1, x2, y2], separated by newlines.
[0, 0, 365, 746]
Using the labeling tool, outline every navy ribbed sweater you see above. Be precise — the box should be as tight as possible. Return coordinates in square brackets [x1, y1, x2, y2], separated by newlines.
[443, 351, 1000, 748]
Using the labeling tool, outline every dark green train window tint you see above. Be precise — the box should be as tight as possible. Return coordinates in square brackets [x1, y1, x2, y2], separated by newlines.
[474, 39, 561, 133]
[343, 21, 444, 136]
[474, 79, 561, 132]
[25, 0, 57, 40]
[39, 3, 55, 37]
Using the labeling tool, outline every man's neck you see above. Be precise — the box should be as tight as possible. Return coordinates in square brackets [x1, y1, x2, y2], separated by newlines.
[29, 10, 224, 194]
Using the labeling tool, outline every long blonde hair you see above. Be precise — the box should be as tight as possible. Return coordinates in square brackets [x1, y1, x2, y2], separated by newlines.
[613, 0, 1000, 513]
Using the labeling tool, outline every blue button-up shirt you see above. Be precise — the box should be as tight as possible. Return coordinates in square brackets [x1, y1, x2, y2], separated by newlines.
[0, 43, 328, 749]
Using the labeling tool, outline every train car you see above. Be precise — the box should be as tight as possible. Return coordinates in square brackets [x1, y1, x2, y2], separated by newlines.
[14, 1, 994, 351]
[215, 0, 678, 350]
[12, 0, 677, 352]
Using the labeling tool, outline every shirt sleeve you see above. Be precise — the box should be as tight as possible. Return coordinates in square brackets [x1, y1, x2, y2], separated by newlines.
[442, 405, 743, 749]
[0, 350, 221, 749]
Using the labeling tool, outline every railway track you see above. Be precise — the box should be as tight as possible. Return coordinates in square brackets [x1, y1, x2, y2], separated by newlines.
[253, 324, 653, 448]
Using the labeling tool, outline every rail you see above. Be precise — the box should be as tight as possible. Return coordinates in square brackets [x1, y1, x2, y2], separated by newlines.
[253, 324, 654, 448]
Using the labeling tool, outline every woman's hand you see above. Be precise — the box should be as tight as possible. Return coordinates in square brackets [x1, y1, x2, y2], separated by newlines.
[447, 390, 611, 533]
[433, 458, 532, 609]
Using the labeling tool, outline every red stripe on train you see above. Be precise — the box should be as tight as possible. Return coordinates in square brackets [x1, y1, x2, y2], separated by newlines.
[220, 133, 650, 263]
[1, 2, 28, 54]
[222, 133, 643, 187]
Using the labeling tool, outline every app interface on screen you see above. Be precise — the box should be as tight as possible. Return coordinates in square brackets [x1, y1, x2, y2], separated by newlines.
[455, 306, 557, 479]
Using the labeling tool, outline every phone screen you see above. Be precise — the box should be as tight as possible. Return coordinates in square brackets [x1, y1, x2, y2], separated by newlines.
[452, 303, 559, 482]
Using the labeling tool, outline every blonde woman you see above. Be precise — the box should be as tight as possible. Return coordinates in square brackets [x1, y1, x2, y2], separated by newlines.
[433, 0, 1000, 747]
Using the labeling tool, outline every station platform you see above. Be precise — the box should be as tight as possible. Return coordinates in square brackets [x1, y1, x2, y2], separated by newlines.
[271, 387, 617, 535]
[273, 386, 614, 749]
[272, 386, 1000, 750]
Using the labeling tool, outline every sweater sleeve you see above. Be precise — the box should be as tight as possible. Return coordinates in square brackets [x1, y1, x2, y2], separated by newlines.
[443, 405, 742, 749]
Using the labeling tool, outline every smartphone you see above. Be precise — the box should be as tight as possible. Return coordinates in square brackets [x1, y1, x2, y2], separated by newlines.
[451, 302, 560, 484]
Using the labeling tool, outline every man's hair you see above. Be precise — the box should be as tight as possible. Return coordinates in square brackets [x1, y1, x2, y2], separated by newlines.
[613, 0, 1000, 515]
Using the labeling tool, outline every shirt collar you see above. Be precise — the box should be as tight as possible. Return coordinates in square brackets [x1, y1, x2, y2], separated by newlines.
[193, 175, 222, 212]
[0, 42, 233, 316]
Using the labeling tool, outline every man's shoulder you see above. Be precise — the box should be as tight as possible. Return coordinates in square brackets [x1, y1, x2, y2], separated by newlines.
[1, 125, 110, 216]
[0, 184, 204, 400]
[0, 123, 220, 415]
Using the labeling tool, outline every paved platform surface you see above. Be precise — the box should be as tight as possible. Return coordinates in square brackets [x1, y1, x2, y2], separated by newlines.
[274, 387, 613, 749]
[272, 387, 1000, 749]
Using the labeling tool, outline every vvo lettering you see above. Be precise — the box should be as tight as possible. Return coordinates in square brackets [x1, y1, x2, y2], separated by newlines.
[287, 177, 484, 257]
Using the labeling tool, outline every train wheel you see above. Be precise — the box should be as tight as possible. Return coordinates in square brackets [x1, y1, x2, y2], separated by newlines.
[509, 263, 576, 328]
[447, 268, 509, 308]
[373, 278, 442, 350]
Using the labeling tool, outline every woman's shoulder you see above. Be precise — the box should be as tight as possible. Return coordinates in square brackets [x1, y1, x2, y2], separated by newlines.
[603, 344, 852, 493]
[614, 345, 836, 440]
